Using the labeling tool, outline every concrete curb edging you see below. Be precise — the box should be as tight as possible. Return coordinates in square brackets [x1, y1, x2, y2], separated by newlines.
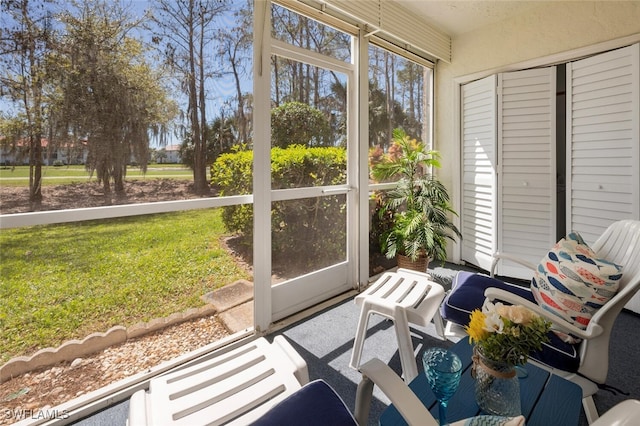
[0, 304, 217, 383]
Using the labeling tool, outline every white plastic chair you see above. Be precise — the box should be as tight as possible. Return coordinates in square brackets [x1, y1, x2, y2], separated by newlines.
[355, 359, 524, 426]
[591, 399, 640, 426]
[443, 219, 640, 424]
[255, 357, 524, 426]
[349, 268, 445, 382]
[127, 336, 309, 426]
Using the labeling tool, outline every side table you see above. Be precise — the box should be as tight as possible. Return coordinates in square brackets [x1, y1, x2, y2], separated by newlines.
[380, 337, 583, 426]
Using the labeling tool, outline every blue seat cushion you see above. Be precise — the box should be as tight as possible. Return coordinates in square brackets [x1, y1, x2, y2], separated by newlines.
[441, 271, 580, 373]
[252, 379, 357, 426]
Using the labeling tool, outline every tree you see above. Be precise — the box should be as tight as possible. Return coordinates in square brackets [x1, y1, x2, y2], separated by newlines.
[0, 0, 55, 210]
[397, 61, 426, 141]
[270, 4, 350, 111]
[209, 115, 237, 158]
[217, 2, 252, 145]
[271, 102, 331, 148]
[55, 0, 173, 199]
[154, 148, 167, 164]
[0, 113, 30, 166]
[151, 0, 228, 195]
[180, 115, 237, 169]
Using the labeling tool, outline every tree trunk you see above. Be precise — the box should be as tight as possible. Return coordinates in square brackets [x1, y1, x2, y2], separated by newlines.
[408, 64, 415, 121]
[384, 52, 393, 148]
[231, 48, 247, 143]
[194, 2, 209, 195]
[187, 0, 204, 194]
[29, 134, 43, 211]
[114, 154, 125, 195]
[422, 67, 429, 143]
[23, 0, 43, 211]
[101, 157, 112, 205]
[274, 58, 280, 106]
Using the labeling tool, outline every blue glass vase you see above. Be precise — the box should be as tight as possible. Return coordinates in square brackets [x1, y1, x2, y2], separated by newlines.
[472, 346, 521, 417]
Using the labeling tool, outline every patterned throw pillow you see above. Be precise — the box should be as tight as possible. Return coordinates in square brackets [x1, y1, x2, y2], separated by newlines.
[531, 232, 623, 343]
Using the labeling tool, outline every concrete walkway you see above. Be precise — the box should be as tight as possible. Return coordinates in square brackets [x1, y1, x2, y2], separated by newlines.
[202, 279, 254, 333]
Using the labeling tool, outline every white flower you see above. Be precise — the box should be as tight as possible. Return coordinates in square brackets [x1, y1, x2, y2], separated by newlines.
[483, 312, 504, 333]
[481, 301, 504, 333]
[481, 300, 499, 315]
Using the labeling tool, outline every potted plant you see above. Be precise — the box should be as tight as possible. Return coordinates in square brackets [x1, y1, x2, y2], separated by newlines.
[372, 128, 461, 272]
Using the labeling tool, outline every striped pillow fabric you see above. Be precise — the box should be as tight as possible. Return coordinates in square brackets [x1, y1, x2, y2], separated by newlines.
[531, 232, 623, 343]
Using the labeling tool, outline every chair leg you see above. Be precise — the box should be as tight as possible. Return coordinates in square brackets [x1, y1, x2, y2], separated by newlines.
[583, 395, 599, 424]
[432, 310, 445, 339]
[350, 302, 374, 370]
[443, 319, 466, 339]
[393, 307, 418, 382]
[354, 375, 374, 425]
[350, 299, 419, 382]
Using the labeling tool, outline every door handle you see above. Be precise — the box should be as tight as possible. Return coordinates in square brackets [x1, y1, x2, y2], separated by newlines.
[322, 186, 353, 194]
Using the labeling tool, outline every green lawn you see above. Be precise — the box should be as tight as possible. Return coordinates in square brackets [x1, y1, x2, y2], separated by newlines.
[0, 164, 196, 187]
[0, 208, 250, 364]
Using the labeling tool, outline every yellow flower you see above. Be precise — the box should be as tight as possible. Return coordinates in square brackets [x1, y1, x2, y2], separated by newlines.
[465, 309, 490, 344]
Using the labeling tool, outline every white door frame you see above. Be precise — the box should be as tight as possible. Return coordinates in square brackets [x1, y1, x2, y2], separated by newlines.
[253, 0, 360, 328]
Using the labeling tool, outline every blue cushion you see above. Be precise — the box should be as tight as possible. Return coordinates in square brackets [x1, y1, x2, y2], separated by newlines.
[440, 271, 580, 373]
[252, 379, 357, 426]
[441, 271, 534, 326]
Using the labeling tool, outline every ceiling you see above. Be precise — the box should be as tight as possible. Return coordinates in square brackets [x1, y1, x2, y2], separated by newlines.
[397, 0, 548, 37]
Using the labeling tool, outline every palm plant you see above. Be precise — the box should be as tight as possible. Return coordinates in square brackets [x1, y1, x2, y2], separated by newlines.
[372, 128, 461, 266]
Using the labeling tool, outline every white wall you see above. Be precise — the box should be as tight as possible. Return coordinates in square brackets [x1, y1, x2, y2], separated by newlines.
[434, 1, 640, 261]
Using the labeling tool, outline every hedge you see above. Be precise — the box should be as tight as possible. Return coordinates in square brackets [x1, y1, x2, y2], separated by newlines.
[211, 145, 347, 273]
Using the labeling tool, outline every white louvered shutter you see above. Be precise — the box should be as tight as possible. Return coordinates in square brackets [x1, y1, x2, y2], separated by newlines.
[566, 43, 640, 243]
[497, 68, 557, 279]
[461, 75, 498, 272]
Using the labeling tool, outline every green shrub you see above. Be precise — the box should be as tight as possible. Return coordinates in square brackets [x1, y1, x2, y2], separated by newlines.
[211, 145, 347, 271]
[210, 148, 253, 241]
[271, 102, 331, 148]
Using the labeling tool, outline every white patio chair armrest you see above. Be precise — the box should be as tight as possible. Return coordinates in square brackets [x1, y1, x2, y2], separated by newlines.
[127, 390, 149, 426]
[354, 358, 437, 426]
[273, 335, 309, 385]
[591, 399, 640, 426]
[483, 288, 603, 340]
[490, 252, 537, 277]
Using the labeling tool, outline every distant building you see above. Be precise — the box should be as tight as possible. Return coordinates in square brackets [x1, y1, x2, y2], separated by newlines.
[0, 137, 89, 166]
[163, 145, 182, 163]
